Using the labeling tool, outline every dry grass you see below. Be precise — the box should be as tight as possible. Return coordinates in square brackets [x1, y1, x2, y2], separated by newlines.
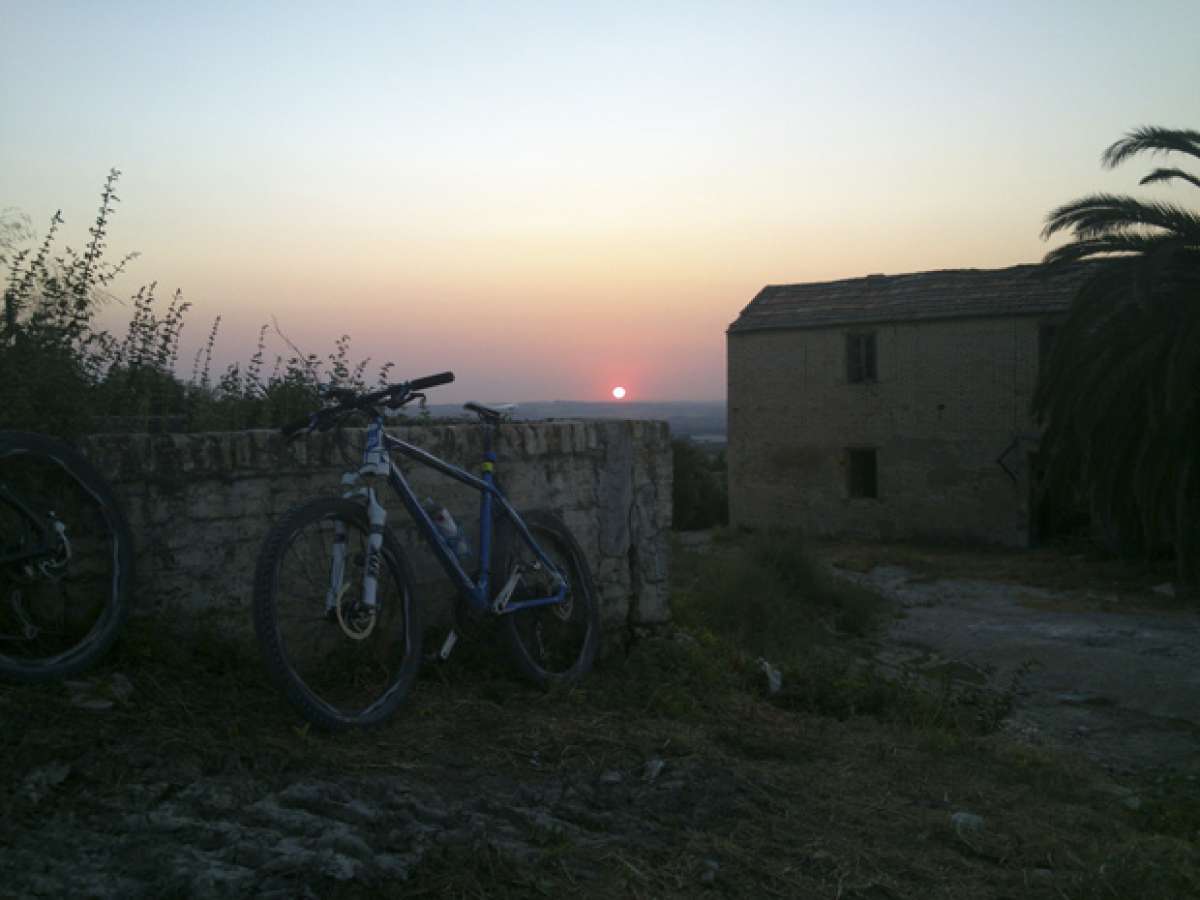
[1, 532, 1197, 898]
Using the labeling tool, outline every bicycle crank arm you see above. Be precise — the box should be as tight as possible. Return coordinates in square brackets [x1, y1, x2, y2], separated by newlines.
[438, 629, 458, 660]
[491, 570, 522, 613]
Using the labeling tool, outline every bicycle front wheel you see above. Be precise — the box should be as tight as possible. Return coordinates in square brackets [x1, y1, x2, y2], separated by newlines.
[0, 431, 132, 683]
[253, 498, 422, 729]
[495, 510, 599, 688]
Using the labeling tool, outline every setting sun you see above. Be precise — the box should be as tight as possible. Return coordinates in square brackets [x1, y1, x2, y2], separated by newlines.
[611, 386, 627, 400]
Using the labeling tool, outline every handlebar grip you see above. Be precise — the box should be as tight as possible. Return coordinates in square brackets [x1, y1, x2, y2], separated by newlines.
[409, 371, 455, 391]
[280, 415, 313, 437]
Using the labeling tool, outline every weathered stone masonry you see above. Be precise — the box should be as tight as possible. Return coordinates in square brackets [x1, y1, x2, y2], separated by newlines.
[728, 265, 1090, 547]
[729, 318, 1044, 545]
[79, 420, 671, 639]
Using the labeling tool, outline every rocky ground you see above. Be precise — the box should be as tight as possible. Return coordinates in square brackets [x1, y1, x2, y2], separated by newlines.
[6, 752, 750, 899]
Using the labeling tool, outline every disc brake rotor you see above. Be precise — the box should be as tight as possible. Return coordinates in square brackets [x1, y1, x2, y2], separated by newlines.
[333, 581, 376, 640]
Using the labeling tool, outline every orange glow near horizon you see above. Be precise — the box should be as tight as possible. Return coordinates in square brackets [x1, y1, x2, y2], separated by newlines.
[6, 6, 1196, 405]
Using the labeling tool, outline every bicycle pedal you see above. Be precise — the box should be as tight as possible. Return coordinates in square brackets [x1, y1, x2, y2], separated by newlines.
[438, 629, 459, 661]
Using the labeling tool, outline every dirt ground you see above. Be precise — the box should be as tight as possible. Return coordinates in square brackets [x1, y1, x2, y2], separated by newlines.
[824, 546, 1200, 775]
[2, 538, 1198, 898]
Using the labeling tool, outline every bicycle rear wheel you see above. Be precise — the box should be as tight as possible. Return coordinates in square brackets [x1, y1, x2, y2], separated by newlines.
[494, 510, 599, 688]
[0, 431, 132, 683]
[253, 498, 421, 729]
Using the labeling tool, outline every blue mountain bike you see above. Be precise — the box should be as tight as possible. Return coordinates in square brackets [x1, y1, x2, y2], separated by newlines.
[253, 372, 600, 730]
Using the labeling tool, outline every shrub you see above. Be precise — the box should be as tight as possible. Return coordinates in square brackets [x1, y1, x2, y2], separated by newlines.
[2, 172, 390, 437]
[673, 528, 884, 660]
[672, 530, 1021, 736]
[671, 438, 727, 530]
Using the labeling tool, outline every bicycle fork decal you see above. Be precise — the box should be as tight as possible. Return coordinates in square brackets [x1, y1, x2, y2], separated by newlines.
[327, 483, 387, 641]
[361, 420, 389, 476]
[361, 489, 387, 612]
[325, 522, 348, 615]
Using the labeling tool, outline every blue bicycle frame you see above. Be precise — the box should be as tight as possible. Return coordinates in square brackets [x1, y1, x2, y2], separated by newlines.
[351, 416, 569, 617]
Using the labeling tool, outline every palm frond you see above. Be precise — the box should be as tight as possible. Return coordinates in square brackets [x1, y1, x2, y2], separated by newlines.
[1140, 167, 1200, 191]
[1175, 454, 1200, 584]
[1038, 124, 1200, 579]
[1041, 194, 1200, 241]
[1102, 126, 1200, 169]
[1164, 313, 1200, 414]
[1040, 233, 1188, 266]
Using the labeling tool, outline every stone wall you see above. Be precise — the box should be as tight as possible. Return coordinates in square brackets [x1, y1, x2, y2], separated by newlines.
[80, 420, 671, 640]
[728, 315, 1050, 546]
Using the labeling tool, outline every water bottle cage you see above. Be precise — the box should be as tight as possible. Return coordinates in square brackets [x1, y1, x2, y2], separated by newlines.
[425, 502, 471, 561]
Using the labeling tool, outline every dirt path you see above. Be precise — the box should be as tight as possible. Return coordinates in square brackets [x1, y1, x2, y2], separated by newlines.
[839, 565, 1200, 774]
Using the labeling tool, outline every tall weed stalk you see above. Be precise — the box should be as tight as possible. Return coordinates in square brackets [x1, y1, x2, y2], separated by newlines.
[1, 171, 392, 436]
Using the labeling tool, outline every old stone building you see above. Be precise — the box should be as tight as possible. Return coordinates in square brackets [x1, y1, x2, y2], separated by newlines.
[727, 264, 1087, 546]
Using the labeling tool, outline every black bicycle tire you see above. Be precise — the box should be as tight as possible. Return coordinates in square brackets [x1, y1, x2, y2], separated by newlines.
[253, 497, 422, 730]
[496, 510, 600, 688]
[0, 430, 133, 683]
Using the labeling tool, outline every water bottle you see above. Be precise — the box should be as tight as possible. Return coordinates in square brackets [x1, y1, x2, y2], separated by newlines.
[424, 498, 471, 561]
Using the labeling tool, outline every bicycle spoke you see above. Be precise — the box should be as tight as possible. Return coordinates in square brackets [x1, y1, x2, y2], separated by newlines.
[254, 499, 421, 729]
[498, 511, 598, 687]
[0, 432, 130, 682]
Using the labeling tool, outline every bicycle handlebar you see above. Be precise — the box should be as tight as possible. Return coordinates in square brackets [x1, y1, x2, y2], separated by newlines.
[409, 371, 455, 392]
[279, 371, 456, 438]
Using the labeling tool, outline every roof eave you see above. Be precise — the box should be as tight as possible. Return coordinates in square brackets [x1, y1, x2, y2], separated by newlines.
[727, 303, 1073, 335]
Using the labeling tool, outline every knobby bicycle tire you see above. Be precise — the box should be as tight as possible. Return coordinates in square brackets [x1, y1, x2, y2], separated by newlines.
[494, 509, 600, 688]
[253, 497, 422, 730]
[0, 431, 132, 683]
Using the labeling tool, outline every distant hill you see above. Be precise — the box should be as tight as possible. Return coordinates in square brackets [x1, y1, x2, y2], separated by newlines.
[419, 400, 726, 439]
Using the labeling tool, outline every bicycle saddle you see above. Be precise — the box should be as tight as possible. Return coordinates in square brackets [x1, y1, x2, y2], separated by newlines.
[463, 402, 515, 422]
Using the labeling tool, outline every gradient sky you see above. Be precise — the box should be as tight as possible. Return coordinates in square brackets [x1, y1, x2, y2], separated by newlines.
[3, 1, 1197, 402]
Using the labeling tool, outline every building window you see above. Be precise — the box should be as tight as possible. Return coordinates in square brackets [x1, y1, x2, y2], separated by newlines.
[847, 448, 878, 499]
[846, 332, 877, 383]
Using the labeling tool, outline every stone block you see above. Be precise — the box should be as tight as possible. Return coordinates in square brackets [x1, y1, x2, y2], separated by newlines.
[80, 420, 673, 639]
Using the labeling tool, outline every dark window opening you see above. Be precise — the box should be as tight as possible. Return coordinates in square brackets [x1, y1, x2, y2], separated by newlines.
[847, 448, 878, 499]
[846, 332, 877, 383]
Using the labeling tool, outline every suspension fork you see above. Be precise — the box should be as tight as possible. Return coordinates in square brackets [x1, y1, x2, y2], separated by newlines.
[360, 485, 387, 610]
[331, 471, 388, 613]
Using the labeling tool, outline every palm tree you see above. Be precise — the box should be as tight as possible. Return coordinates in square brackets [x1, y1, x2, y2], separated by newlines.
[1035, 126, 1200, 592]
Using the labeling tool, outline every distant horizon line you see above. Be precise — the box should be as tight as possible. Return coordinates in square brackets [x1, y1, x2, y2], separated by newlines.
[432, 398, 727, 406]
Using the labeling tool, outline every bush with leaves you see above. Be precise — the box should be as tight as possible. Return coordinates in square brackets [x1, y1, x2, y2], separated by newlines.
[2, 171, 393, 437]
[2, 171, 134, 435]
[672, 438, 728, 530]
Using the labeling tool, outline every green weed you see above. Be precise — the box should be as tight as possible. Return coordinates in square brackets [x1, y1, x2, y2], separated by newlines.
[672, 530, 1027, 740]
[1, 171, 395, 437]
[672, 528, 885, 664]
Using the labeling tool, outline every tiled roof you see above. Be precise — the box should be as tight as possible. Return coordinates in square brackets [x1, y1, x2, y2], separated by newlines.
[728, 263, 1090, 334]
